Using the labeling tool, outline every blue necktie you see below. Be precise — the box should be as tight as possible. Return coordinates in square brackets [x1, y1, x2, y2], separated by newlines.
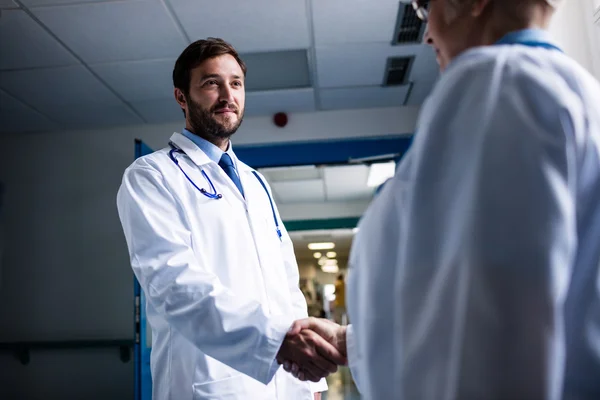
[219, 153, 245, 198]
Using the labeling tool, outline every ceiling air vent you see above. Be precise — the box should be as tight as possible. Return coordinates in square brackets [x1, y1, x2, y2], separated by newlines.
[392, 3, 426, 44]
[383, 56, 414, 86]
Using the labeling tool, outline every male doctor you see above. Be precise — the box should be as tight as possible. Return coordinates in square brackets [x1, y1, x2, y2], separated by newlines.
[285, 0, 600, 399]
[117, 38, 345, 399]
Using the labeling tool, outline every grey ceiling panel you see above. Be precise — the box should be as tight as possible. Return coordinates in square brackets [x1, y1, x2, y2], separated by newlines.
[42, 103, 143, 129]
[409, 45, 440, 81]
[91, 59, 175, 102]
[404, 79, 437, 106]
[0, 65, 125, 109]
[243, 50, 310, 92]
[169, 0, 310, 52]
[131, 98, 183, 124]
[320, 85, 410, 111]
[244, 88, 315, 117]
[316, 42, 422, 88]
[312, 0, 399, 45]
[0, 0, 18, 8]
[0, 9, 78, 70]
[31, 0, 188, 64]
[0, 90, 58, 134]
[21, 0, 109, 6]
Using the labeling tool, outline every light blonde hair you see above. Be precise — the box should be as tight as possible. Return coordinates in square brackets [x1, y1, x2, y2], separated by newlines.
[446, 0, 558, 24]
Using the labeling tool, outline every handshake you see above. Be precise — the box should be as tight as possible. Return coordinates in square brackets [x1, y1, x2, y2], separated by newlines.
[276, 317, 348, 382]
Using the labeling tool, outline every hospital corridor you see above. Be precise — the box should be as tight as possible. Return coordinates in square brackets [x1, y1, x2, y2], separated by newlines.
[1, 0, 600, 399]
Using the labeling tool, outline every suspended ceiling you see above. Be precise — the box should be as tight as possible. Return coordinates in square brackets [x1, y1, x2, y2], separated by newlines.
[0, 0, 439, 134]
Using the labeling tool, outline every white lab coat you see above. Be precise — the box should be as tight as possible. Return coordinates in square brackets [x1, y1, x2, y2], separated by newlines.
[117, 132, 326, 400]
[346, 44, 600, 399]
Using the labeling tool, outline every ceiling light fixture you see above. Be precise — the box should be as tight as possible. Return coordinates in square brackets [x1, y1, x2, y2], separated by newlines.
[321, 265, 340, 273]
[308, 242, 335, 250]
[326, 251, 337, 258]
[313, 252, 322, 259]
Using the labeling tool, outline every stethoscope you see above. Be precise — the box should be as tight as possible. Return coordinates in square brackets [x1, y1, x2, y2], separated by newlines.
[168, 142, 282, 241]
[169, 144, 222, 200]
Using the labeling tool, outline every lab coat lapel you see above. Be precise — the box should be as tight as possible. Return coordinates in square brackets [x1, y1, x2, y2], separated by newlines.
[169, 132, 212, 167]
[170, 132, 246, 204]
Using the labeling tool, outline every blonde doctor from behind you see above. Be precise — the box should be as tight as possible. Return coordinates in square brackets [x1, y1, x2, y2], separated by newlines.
[117, 38, 346, 400]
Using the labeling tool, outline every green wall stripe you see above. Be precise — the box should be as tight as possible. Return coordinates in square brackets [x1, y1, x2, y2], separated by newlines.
[283, 217, 360, 232]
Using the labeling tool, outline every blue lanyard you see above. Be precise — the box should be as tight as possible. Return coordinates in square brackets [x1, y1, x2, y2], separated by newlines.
[495, 29, 563, 53]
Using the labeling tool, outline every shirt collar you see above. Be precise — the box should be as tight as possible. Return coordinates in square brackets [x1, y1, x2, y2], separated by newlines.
[495, 29, 558, 49]
[181, 128, 236, 164]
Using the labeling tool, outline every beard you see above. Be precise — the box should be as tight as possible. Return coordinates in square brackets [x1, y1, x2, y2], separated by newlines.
[186, 95, 244, 140]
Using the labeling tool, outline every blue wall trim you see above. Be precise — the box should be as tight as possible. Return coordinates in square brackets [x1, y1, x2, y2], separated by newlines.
[235, 135, 413, 168]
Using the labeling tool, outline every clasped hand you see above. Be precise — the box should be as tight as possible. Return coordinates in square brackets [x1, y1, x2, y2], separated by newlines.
[276, 317, 348, 382]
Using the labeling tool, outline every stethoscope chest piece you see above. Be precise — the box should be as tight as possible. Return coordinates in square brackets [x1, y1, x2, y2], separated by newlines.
[200, 188, 223, 199]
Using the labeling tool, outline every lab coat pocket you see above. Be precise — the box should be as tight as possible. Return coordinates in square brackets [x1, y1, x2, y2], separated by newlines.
[192, 375, 244, 399]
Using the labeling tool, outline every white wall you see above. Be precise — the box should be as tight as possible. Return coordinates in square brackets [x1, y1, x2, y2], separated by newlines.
[0, 106, 417, 399]
[550, 0, 600, 80]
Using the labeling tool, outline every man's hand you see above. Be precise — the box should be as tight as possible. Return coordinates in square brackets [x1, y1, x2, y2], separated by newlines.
[282, 317, 348, 381]
[276, 325, 347, 382]
[290, 317, 347, 356]
[314, 392, 322, 400]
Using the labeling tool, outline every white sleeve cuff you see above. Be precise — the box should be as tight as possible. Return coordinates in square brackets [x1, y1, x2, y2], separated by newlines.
[257, 315, 295, 385]
[310, 378, 328, 393]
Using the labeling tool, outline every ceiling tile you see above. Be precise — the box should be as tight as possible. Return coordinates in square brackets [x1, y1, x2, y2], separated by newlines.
[271, 179, 324, 204]
[0, 9, 78, 70]
[30, 0, 187, 63]
[243, 50, 310, 92]
[21, 0, 109, 6]
[0, 90, 58, 134]
[312, 0, 399, 45]
[131, 98, 183, 124]
[324, 165, 372, 201]
[320, 85, 410, 111]
[91, 59, 175, 102]
[0, 0, 18, 8]
[0, 65, 125, 109]
[245, 88, 315, 117]
[405, 79, 437, 106]
[259, 165, 321, 183]
[316, 42, 422, 88]
[410, 45, 440, 81]
[169, 0, 310, 52]
[41, 103, 143, 129]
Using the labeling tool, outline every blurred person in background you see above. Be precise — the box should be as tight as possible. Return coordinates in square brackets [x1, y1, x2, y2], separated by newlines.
[332, 274, 346, 325]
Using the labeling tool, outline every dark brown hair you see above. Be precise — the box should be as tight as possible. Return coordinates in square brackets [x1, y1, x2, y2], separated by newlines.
[172, 37, 247, 96]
